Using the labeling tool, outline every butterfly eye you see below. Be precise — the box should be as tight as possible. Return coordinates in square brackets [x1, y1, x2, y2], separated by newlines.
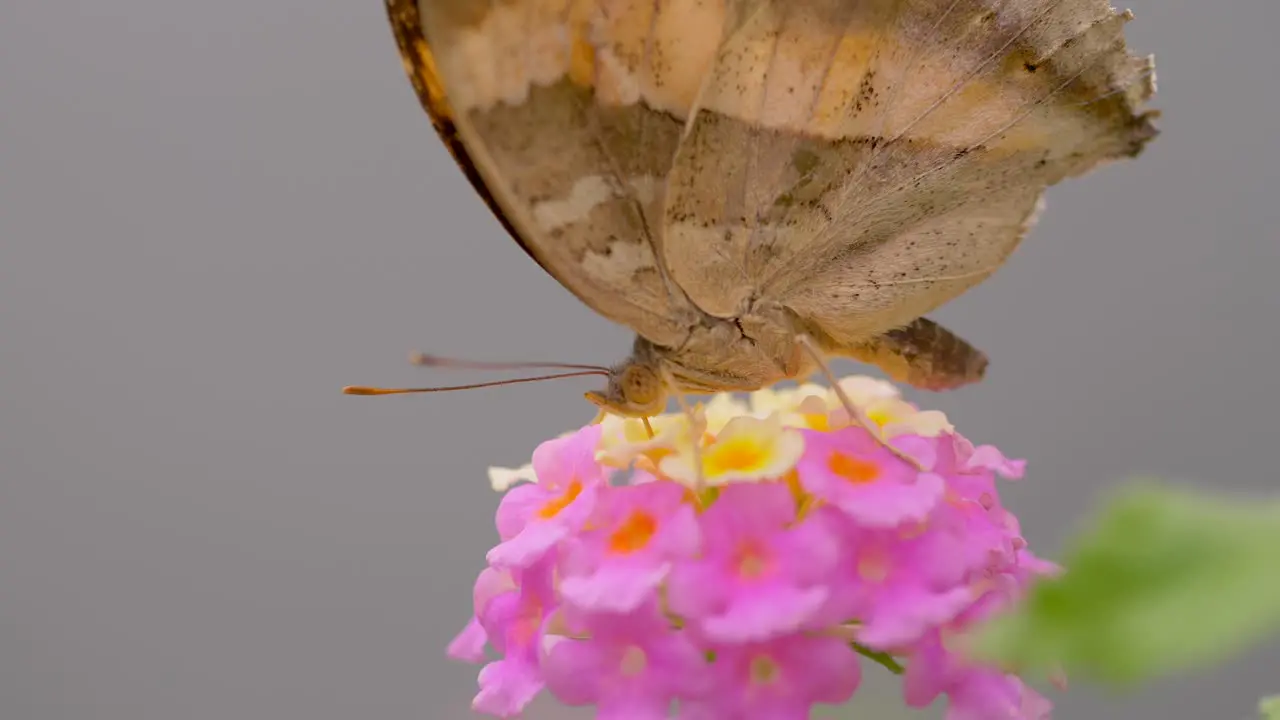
[622, 366, 659, 405]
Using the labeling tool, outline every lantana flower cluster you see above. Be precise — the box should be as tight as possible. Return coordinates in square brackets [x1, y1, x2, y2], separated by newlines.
[451, 377, 1057, 719]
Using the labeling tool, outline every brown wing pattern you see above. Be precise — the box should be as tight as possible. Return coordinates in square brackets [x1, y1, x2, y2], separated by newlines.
[386, 0, 531, 267]
[388, 0, 733, 349]
[388, 0, 1156, 352]
[659, 0, 1156, 340]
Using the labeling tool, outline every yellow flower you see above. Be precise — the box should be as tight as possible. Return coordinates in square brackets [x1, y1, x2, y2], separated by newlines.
[864, 397, 954, 438]
[596, 406, 706, 473]
[815, 377, 954, 438]
[747, 383, 827, 418]
[744, 383, 830, 430]
[834, 376, 901, 406]
[703, 393, 750, 435]
[660, 413, 805, 487]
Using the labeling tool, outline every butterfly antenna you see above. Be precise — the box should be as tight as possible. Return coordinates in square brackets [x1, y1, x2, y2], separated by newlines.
[409, 351, 610, 374]
[343, 369, 610, 396]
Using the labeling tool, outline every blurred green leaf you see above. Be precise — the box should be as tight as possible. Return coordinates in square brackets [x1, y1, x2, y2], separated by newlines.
[1260, 694, 1280, 720]
[971, 479, 1280, 684]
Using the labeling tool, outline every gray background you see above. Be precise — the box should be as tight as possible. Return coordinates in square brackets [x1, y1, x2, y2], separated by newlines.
[2, 0, 1277, 718]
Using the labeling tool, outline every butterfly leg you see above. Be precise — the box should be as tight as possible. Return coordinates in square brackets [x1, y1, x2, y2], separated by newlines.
[658, 363, 707, 492]
[831, 317, 989, 392]
[796, 333, 924, 470]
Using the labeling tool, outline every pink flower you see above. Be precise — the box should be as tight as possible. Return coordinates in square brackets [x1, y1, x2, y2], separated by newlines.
[917, 492, 1020, 588]
[447, 566, 516, 663]
[797, 427, 946, 528]
[667, 483, 839, 643]
[542, 602, 708, 719]
[905, 630, 1051, 720]
[452, 375, 1055, 718]
[487, 425, 603, 569]
[838, 520, 976, 649]
[470, 557, 558, 717]
[559, 480, 700, 613]
[684, 634, 861, 720]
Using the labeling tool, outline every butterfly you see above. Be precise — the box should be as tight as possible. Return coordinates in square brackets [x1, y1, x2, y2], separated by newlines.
[375, 0, 1157, 418]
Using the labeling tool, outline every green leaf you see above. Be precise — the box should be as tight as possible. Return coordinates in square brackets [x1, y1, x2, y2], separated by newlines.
[1260, 695, 1280, 720]
[970, 479, 1280, 684]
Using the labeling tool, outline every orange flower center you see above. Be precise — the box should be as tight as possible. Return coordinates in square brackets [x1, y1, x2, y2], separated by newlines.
[512, 601, 542, 646]
[829, 452, 881, 484]
[608, 510, 658, 554]
[857, 546, 890, 583]
[619, 645, 648, 677]
[735, 542, 771, 580]
[537, 480, 582, 519]
[749, 655, 781, 685]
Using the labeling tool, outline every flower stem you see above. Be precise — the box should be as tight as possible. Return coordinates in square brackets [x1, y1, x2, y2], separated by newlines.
[851, 642, 906, 675]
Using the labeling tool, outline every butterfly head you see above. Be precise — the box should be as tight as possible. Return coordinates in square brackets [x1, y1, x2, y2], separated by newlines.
[584, 361, 667, 418]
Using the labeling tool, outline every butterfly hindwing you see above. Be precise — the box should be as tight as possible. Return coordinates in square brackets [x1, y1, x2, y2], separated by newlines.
[659, 0, 1157, 342]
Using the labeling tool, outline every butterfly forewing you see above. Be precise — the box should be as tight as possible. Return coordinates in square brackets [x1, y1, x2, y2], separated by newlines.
[392, 0, 730, 349]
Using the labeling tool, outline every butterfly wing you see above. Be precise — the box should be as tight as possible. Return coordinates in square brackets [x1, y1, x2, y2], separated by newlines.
[659, 0, 1157, 342]
[388, 0, 732, 349]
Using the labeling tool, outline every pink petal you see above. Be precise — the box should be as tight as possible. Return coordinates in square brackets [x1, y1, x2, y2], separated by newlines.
[559, 562, 670, 613]
[835, 471, 945, 528]
[693, 634, 859, 719]
[494, 483, 547, 540]
[783, 635, 861, 704]
[890, 434, 939, 470]
[447, 618, 488, 663]
[653, 503, 702, 557]
[702, 585, 828, 643]
[473, 567, 515, 616]
[858, 585, 973, 648]
[486, 520, 568, 569]
[701, 483, 797, 538]
[773, 512, 841, 585]
[645, 632, 713, 700]
[531, 424, 603, 485]
[946, 670, 1041, 720]
[1021, 685, 1054, 719]
[541, 636, 604, 706]
[964, 445, 1026, 479]
[665, 558, 732, 621]
[473, 657, 543, 718]
[903, 632, 947, 708]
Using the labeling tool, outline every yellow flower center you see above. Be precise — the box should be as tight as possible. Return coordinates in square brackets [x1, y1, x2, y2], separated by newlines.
[803, 413, 830, 431]
[749, 655, 781, 685]
[619, 645, 648, 677]
[828, 452, 881, 484]
[735, 542, 771, 580]
[608, 510, 657, 554]
[866, 407, 895, 426]
[537, 480, 582, 519]
[706, 437, 769, 475]
[857, 547, 890, 583]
